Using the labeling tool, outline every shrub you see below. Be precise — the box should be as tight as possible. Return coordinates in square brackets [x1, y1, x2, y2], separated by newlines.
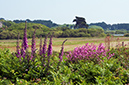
[124, 33, 129, 37]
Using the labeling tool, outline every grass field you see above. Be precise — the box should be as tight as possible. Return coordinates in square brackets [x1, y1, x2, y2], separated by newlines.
[0, 37, 129, 52]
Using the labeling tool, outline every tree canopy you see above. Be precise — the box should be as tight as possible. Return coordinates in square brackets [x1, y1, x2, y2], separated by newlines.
[73, 16, 88, 29]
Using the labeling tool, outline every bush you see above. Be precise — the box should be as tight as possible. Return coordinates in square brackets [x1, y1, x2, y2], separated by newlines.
[77, 32, 90, 37]
[124, 33, 129, 37]
[0, 46, 129, 84]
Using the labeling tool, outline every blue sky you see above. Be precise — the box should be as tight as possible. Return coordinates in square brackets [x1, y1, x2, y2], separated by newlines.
[1, 0, 129, 24]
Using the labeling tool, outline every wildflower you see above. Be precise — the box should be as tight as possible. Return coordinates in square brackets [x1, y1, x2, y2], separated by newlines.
[39, 36, 42, 56]
[66, 43, 114, 62]
[42, 35, 48, 57]
[21, 43, 26, 58]
[41, 34, 48, 66]
[45, 33, 54, 72]
[47, 35, 53, 56]
[23, 21, 28, 50]
[20, 21, 28, 59]
[16, 49, 21, 58]
[31, 28, 37, 60]
[16, 33, 21, 58]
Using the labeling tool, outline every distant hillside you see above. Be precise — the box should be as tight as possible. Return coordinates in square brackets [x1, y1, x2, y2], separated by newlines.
[13, 19, 58, 28]
[89, 22, 129, 30]
[1, 18, 129, 30]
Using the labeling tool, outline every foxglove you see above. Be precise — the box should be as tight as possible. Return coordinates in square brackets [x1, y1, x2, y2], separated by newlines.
[47, 35, 52, 56]
[16, 33, 20, 58]
[31, 29, 37, 60]
[23, 21, 28, 50]
[42, 35, 48, 57]
[39, 36, 42, 56]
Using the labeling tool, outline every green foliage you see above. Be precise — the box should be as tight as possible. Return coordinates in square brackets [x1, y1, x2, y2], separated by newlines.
[90, 22, 129, 30]
[88, 25, 103, 29]
[0, 19, 106, 39]
[53, 27, 105, 38]
[13, 19, 58, 28]
[105, 30, 115, 34]
[87, 28, 105, 37]
[0, 19, 15, 28]
[0, 46, 129, 84]
[105, 29, 127, 35]
[124, 33, 129, 37]
[0, 22, 50, 39]
[115, 30, 126, 34]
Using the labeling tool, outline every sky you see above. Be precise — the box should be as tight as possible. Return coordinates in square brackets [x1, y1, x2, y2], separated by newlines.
[1, 0, 129, 24]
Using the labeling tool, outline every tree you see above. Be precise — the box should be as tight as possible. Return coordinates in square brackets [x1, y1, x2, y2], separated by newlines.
[73, 16, 88, 29]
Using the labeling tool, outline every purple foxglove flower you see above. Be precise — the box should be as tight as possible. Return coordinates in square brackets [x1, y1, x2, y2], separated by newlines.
[20, 21, 28, 59]
[16, 49, 21, 58]
[23, 21, 28, 50]
[21, 48, 26, 58]
[41, 35, 48, 66]
[45, 33, 54, 72]
[21, 43, 26, 58]
[39, 36, 42, 56]
[47, 36, 53, 56]
[31, 29, 37, 60]
[16, 33, 21, 58]
[42, 35, 48, 57]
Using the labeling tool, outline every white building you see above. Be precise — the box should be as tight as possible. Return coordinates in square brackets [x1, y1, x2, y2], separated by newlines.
[0, 22, 2, 28]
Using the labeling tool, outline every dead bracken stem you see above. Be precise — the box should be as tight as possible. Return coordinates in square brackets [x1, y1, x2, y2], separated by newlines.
[105, 35, 110, 50]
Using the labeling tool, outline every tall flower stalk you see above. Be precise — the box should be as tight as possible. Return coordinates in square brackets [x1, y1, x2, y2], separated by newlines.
[46, 34, 53, 72]
[23, 21, 28, 50]
[39, 36, 42, 56]
[42, 35, 48, 66]
[42, 35, 48, 57]
[31, 28, 37, 60]
[20, 21, 28, 59]
[16, 33, 20, 58]
[21, 43, 26, 59]
[57, 39, 67, 70]
[47, 35, 53, 57]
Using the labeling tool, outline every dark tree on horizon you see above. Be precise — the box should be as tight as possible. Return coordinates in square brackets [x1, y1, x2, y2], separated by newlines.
[73, 16, 88, 29]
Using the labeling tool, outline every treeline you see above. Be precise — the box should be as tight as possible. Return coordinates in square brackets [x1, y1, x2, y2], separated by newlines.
[0, 23, 50, 39]
[0, 27, 105, 39]
[52, 27, 105, 38]
[105, 30, 129, 34]
[1, 18, 129, 30]
[13, 19, 58, 28]
[0, 19, 105, 39]
[90, 22, 129, 30]
[0, 18, 58, 28]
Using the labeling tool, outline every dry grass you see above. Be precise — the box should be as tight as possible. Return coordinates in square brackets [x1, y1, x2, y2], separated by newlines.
[0, 37, 129, 52]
